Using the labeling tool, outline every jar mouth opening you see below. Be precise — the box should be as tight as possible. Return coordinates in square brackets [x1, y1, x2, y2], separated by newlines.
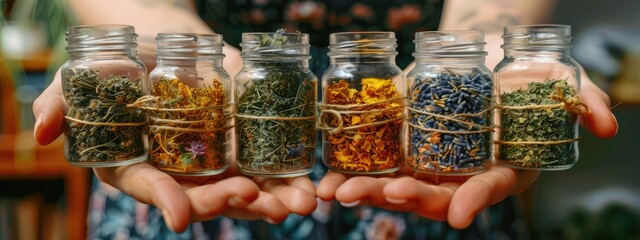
[65, 24, 138, 53]
[502, 24, 572, 49]
[329, 31, 395, 42]
[413, 31, 487, 57]
[156, 33, 225, 57]
[328, 32, 398, 56]
[240, 31, 310, 57]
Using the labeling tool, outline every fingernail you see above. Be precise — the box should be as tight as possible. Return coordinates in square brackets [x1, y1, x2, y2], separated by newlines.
[162, 209, 174, 230]
[262, 215, 278, 224]
[611, 112, 619, 135]
[339, 200, 361, 208]
[385, 197, 407, 204]
[228, 196, 249, 208]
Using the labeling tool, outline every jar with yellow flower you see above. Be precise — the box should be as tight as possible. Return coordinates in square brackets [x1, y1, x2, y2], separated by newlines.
[144, 33, 233, 176]
[318, 32, 405, 174]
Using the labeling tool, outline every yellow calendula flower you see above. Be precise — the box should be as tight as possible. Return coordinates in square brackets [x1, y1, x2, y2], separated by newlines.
[325, 77, 403, 173]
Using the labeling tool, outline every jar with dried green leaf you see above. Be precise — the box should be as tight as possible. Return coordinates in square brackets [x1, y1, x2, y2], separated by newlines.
[494, 25, 588, 170]
[235, 30, 317, 177]
[61, 25, 147, 167]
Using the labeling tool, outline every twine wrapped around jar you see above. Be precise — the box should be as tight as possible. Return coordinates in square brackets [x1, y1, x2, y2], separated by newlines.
[406, 31, 493, 175]
[494, 24, 585, 170]
[61, 25, 148, 167]
[316, 97, 405, 134]
[234, 31, 318, 178]
[142, 33, 233, 176]
[321, 32, 405, 174]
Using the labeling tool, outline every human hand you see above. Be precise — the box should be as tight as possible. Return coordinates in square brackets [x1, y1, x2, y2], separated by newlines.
[91, 163, 317, 232]
[33, 70, 317, 232]
[317, 75, 618, 228]
[317, 165, 539, 227]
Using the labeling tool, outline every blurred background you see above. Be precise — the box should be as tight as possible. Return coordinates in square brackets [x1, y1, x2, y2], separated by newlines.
[0, 0, 89, 240]
[0, 0, 638, 239]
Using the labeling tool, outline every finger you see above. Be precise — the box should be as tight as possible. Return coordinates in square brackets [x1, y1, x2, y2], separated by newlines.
[384, 177, 458, 221]
[316, 171, 348, 201]
[94, 163, 190, 232]
[580, 80, 618, 138]
[413, 172, 470, 185]
[447, 165, 538, 229]
[32, 69, 65, 145]
[258, 178, 317, 215]
[284, 176, 316, 196]
[334, 177, 393, 206]
[185, 176, 260, 221]
[223, 191, 291, 224]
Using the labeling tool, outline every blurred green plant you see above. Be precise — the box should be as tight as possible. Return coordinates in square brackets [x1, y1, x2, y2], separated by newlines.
[2, 0, 73, 45]
[1, 0, 75, 81]
[0, 0, 75, 131]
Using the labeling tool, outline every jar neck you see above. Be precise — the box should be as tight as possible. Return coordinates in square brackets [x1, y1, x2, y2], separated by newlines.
[329, 55, 396, 64]
[65, 24, 139, 59]
[328, 32, 398, 64]
[412, 31, 487, 66]
[414, 55, 487, 65]
[504, 48, 571, 58]
[67, 49, 137, 59]
[501, 25, 573, 59]
[156, 57, 224, 68]
[242, 58, 311, 68]
[240, 31, 310, 62]
[155, 33, 225, 66]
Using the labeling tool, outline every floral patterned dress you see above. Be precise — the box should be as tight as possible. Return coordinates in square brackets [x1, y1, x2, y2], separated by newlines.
[88, 1, 528, 239]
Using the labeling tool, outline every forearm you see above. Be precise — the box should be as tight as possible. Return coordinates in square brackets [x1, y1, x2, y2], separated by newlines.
[439, 0, 556, 69]
[67, 0, 242, 76]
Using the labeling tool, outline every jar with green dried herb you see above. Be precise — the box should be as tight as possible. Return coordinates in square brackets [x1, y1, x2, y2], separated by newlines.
[61, 25, 147, 167]
[141, 33, 232, 176]
[494, 25, 588, 170]
[406, 31, 493, 175]
[318, 32, 405, 174]
[235, 30, 317, 177]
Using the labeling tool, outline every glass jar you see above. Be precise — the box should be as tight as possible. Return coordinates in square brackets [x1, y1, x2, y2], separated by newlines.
[145, 33, 232, 176]
[406, 31, 493, 175]
[319, 32, 405, 174]
[61, 25, 147, 167]
[235, 31, 317, 177]
[494, 25, 585, 170]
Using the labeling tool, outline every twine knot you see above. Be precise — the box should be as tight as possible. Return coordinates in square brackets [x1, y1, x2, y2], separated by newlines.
[550, 86, 590, 115]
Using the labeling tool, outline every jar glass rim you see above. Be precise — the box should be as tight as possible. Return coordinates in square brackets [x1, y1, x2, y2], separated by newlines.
[413, 30, 487, 57]
[65, 24, 138, 55]
[328, 31, 397, 57]
[156, 33, 225, 58]
[502, 24, 572, 49]
[240, 31, 310, 58]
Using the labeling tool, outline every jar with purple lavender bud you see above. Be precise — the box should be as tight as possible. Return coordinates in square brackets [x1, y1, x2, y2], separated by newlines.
[145, 33, 232, 176]
[405, 31, 493, 175]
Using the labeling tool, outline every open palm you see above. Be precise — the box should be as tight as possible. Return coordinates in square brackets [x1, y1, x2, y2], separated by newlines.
[33, 70, 317, 232]
[317, 76, 617, 229]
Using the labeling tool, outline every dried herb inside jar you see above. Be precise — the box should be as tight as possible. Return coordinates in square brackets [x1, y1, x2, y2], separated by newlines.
[408, 70, 492, 174]
[63, 68, 145, 163]
[148, 78, 228, 174]
[236, 66, 316, 174]
[499, 79, 578, 168]
[324, 78, 403, 173]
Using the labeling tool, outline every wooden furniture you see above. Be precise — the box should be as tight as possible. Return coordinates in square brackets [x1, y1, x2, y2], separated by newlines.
[0, 54, 89, 240]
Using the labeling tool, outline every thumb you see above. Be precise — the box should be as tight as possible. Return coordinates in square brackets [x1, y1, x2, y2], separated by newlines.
[579, 79, 618, 138]
[32, 69, 65, 145]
